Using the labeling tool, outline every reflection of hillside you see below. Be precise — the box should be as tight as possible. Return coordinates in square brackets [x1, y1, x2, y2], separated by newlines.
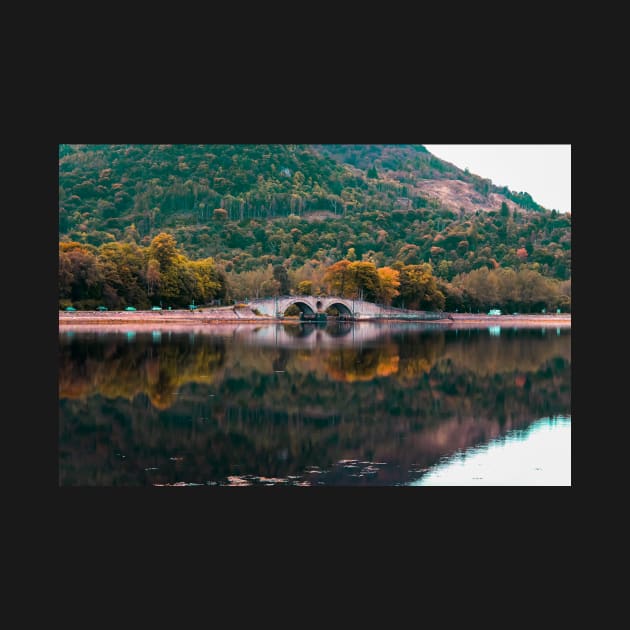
[217, 351, 570, 428]
[59, 333, 225, 409]
[60, 335, 571, 485]
[60, 392, 568, 486]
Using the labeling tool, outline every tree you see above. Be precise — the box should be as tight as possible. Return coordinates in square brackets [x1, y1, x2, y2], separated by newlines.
[273, 264, 290, 295]
[189, 258, 224, 304]
[376, 266, 400, 305]
[396, 263, 444, 311]
[460, 267, 499, 311]
[297, 280, 313, 295]
[348, 261, 380, 301]
[324, 260, 354, 297]
[396, 243, 420, 265]
[58, 243, 104, 306]
[148, 232, 178, 270]
[146, 258, 161, 296]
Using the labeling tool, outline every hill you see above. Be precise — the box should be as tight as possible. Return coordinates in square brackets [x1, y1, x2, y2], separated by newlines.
[58, 144, 571, 312]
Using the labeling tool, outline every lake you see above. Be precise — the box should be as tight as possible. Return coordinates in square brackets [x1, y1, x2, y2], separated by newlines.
[59, 321, 571, 486]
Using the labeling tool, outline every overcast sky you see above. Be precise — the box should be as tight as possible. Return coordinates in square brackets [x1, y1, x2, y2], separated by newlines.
[423, 145, 571, 214]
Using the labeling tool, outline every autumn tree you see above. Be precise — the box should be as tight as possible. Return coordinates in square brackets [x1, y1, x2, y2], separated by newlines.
[376, 266, 400, 305]
[323, 260, 354, 297]
[188, 258, 224, 304]
[59, 242, 103, 307]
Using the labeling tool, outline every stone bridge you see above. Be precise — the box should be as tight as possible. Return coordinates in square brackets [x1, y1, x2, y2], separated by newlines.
[245, 295, 451, 321]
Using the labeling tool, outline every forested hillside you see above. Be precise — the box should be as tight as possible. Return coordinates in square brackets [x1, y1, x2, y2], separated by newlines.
[59, 144, 571, 312]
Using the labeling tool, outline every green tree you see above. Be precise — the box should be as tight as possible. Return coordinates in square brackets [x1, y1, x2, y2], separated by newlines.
[273, 264, 290, 295]
[348, 261, 380, 301]
[395, 263, 444, 311]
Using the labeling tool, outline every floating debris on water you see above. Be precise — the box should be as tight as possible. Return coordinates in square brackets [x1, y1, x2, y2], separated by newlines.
[169, 456, 184, 462]
[361, 466, 379, 476]
[255, 476, 289, 484]
[226, 476, 252, 486]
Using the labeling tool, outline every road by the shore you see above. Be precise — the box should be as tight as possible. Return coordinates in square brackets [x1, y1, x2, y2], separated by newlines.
[59, 307, 571, 329]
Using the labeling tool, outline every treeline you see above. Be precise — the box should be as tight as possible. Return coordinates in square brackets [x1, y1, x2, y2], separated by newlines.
[59, 233, 226, 310]
[441, 267, 571, 313]
[60, 232, 571, 313]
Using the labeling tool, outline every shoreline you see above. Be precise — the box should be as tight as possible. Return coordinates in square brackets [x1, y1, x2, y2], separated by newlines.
[59, 308, 571, 329]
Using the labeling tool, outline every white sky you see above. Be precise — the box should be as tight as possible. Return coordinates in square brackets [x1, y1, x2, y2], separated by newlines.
[423, 144, 571, 214]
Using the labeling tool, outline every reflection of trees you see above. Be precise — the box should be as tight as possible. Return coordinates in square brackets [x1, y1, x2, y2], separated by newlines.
[59, 329, 570, 409]
[59, 333, 225, 409]
[438, 329, 571, 376]
[324, 344, 400, 382]
[396, 332, 446, 381]
[59, 329, 571, 485]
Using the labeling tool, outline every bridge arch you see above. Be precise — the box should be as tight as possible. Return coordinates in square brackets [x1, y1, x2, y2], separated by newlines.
[326, 301, 353, 317]
[283, 300, 315, 316]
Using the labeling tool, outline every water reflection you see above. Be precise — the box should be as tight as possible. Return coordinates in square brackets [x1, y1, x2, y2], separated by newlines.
[59, 323, 571, 486]
[411, 415, 571, 486]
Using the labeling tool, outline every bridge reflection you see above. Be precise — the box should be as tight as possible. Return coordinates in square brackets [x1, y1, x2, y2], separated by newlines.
[234, 321, 452, 348]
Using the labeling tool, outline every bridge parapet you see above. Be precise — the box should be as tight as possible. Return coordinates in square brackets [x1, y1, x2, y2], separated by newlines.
[245, 296, 450, 321]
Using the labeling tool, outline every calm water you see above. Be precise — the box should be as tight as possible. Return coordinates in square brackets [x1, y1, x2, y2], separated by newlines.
[59, 322, 571, 486]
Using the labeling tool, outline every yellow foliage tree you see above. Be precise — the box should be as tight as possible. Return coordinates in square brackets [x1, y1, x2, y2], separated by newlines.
[376, 266, 400, 305]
